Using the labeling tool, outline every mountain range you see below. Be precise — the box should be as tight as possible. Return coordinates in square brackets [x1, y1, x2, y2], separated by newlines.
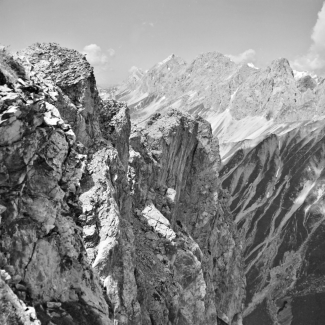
[108, 52, 325, 325]
[1, 42, 325, 325]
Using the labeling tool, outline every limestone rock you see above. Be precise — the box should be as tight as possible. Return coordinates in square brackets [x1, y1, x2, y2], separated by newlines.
[128, 109, 244, 324]
[0, 278, 41, 325]
[0, 48, 27, 86]
[0, 46, 111, 325]
[17, 42, 102, 147]
[1, 44, 248, 325]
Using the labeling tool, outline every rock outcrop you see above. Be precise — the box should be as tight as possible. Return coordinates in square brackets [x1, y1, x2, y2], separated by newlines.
[0, 43, 244, 325]
[17, 42, 102, 147]
[0, 44, 109, 324]
[128, 110, 244, 324]
[9, 40, 325, 325]
[111, 51, 325, 324]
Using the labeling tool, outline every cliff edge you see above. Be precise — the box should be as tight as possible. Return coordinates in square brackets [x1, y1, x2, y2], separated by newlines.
[0, 44, 243, 324]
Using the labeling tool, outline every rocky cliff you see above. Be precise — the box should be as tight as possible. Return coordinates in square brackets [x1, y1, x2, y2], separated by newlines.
[128, 110, 244, 324]
[0, 44, 109, 325]
[112, 52, 325, 325]
[0, 44, 243, 325]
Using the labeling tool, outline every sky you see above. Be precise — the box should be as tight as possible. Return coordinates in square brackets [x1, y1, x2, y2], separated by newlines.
[1, 0, 325, 87]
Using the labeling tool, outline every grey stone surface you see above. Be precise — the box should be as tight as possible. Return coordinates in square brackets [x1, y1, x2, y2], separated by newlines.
[0, 44, 244, 325]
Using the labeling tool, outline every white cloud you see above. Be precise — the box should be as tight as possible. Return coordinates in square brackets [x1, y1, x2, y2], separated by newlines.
[107, 48, 116, 57]
[292, 2, 325, 73]
[226, 49, 257, 64]
[129, 66, 139, 73]
[82, 44, 115, 70]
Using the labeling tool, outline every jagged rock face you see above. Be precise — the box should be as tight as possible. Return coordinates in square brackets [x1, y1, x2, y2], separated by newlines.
[78, 99, 141, 324]
[110, 50, 325, 325]
[230, 58, 301, 120]
[0, 277, 40, 325]
[115, 52, 256, 122]
[17, 43, 102, 147]
[128, 110, 244, 325]
[220, 120, 325, 324]
[0, 52, 110, 324]
[1, 43, 245, 325]
[112, 53, 325, 160]
[0, 49, 27, 86]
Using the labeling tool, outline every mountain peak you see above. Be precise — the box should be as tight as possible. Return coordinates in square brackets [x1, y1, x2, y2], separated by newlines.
[268, 57, 293, 76]
[157, 54, 186, 67]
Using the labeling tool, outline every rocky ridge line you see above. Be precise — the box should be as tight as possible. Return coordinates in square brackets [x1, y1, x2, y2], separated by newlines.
[0, 44, 243, 325]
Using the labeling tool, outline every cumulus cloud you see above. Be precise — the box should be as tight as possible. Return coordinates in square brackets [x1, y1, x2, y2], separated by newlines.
[226, 49, 257, 64]
[82, 44, 115, 70]
[292, 2, 325, 73]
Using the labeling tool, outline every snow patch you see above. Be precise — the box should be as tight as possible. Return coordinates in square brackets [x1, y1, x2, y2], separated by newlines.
[247, 63, 259, 69]
[293, 69, 318, 81]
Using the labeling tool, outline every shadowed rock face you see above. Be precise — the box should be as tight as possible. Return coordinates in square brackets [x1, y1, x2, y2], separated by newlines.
[0, 44, 110, 325]
[17, 43, 102, 147]
[128, 110, 244, 324]
[8, 41, 325, 325]
[0, 44, 244, 325]
[220, 121, 325, 324]
[0, 49, 27, 86]
[110, 51, 325, 325]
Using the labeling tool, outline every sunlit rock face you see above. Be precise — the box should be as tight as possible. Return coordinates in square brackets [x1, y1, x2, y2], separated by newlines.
[112, 51, 325, 324]
[0, 46, 109, 324]
[113, 53, 325, 158]
[128, 110, 244, 325]
[0, 44, 245, 325]
[17, 42, 102, 147]
[5, 40, 325, 325]
[115, 52, 256, 123]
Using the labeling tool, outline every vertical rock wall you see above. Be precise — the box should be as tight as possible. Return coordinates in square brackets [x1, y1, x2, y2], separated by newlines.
[128, 110, 245, 324]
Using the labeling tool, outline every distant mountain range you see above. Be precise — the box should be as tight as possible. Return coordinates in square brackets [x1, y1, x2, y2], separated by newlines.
[110, 53, 325, 161]
[103, 52, 325, 325]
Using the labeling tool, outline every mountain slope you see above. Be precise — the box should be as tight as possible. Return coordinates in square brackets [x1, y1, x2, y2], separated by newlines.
[114, 53, 325, 158]
[112, 52, 325, 325]
[220, 120, 325, 324]
[0, 44, 246, 325]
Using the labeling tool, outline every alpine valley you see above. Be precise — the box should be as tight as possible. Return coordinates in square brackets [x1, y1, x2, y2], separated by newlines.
[1, 43, 325, 325]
